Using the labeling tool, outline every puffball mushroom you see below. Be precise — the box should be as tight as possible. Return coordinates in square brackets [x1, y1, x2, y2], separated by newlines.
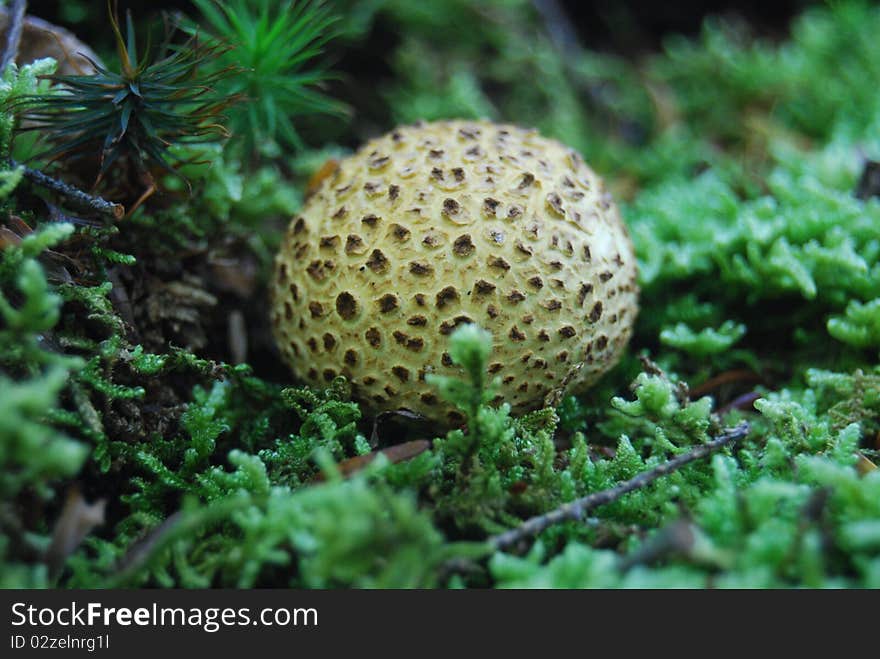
[271, 120, 639, 425]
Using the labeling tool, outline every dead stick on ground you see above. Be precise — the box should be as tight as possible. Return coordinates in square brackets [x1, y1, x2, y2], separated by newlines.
[0, 0, 27, 72]
[11, 159, 125, 220]
[490, 421, 751, 551]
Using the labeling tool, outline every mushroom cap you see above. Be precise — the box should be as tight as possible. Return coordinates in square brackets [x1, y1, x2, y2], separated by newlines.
[271, 120, 639, 425]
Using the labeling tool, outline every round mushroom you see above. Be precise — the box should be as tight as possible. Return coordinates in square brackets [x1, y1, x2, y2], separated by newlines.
[271, 119, 639, 424]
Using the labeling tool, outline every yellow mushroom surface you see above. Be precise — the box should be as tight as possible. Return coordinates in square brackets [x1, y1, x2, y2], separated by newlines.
[271, 120, 639, 424]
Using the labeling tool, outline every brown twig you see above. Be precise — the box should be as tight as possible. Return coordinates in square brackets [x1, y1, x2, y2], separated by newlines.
[716, 391, 761, 417]
[617, 518, 695, 571]
[0, 0, 27, 72]
[490, 422, 751, 550]
[312, 439, 431, 482]
[689, 369, 764, 399]
[11, 159, 125, 219]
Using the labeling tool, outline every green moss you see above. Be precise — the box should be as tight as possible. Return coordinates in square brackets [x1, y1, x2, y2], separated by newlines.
[3, 0, 880, 588]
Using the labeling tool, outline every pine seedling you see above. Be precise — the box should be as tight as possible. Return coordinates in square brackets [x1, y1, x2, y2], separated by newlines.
[191, 0, 347, 156]
[15, 3, 236, 206]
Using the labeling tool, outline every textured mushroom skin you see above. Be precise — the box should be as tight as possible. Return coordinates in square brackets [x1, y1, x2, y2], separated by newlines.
[271, 120, 639, 424]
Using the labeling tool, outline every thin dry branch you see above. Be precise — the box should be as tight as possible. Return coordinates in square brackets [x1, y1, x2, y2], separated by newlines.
[12, 159, 125, 219]
[491, 421, 751, 550]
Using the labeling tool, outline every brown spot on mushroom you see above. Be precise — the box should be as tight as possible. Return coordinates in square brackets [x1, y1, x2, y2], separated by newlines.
[517, 173, 535, 189]
[453, 234, 475, 256]
[345, 234, 365, 254]
[409, 261, 434, 276]
[436, 286, 459, 309]
[509, 326, 526, 341]
[546, 192, 564, 216]
[578, 283, 594, 305]
[309, 301, 324, 318]
[377, 294, 398, 312]
[306, 260, 325, 281]
[441, 352, 453, 367]
[362, 214, 380, 227]
[589, 301, 603, 323]
[447, 411, 465, 426]
[507, 290, 526, 303]
[543, 299, 562, 311]
[489, 256, 510, 271]
[442, 198, 461, 217]
[390, 223, 411, 241]
[336, 292, 358, 320]
[474, 280, 496, 295]
[527, 276, 544, 291]
[487, 305, 499, 319]
[344, 349, 358, 365]
[366, 249, 389, 273]
[332, 207, 348, 220]
[422, 233, 443, 248]
[407, 315, 427, 326]
[322, 333, 336, 351]
[369, 155, 390, 169]
[439, 315, 472, 335]
[483, 198, 500, 215]
[599, 271, 614, 282]
[595, 335, 608, 351]
[516, 241, 533, 257]
[365, 327, 382, 347]
[559, 326, 576, 339]
[465, 145, 484, 159]
[389, 185, 400, 200]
